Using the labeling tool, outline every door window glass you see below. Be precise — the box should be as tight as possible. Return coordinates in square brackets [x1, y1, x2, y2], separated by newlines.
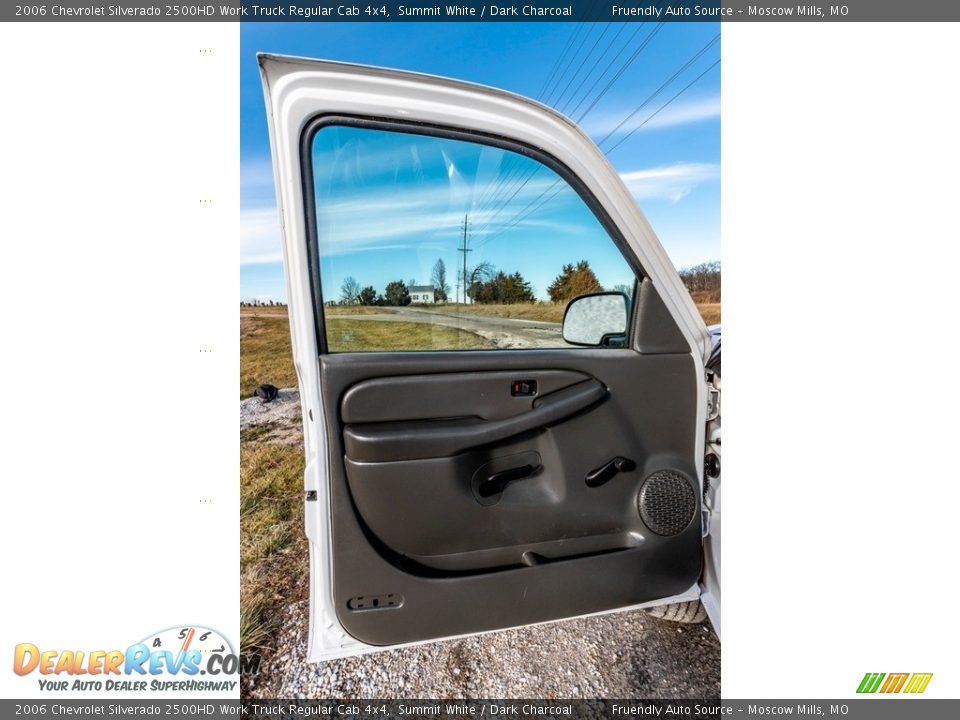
[310, 124, 638, 352]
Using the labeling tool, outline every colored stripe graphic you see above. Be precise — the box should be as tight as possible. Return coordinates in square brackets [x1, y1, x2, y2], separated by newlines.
[904, 673, 933, 694]
[857, 672, 932, 694]
[880, 673, 909, 693]
[857, 673, 885, 693]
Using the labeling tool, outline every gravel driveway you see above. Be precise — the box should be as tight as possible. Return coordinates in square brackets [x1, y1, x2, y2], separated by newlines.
[241, 391, 720, 699]
[248, 578, 719, 698]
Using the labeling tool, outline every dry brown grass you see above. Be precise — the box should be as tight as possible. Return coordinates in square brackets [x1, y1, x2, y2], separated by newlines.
[691, 289, 721, 304]
[324, 305, 392, 316]
[432, 302, 567, 323]
[434, 300, 720, 326]
[698, 303, 721, 325]
[327, 317, 492, 352]
[239, 442, 305, 653]
[240, 313, 297, 398]
[241, 309, 493, 397]
[240, 307, 287, 318]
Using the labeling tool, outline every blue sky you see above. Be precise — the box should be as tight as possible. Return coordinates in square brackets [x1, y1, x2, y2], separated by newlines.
[240, 22, 720, 302]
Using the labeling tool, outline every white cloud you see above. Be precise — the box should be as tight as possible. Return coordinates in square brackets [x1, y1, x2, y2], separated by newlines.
[239, 175, 591, 265]
[240, 159, 275, 191]
[240, 207, 283, 265]
[583, 95, 720, 138]
[240, 163, 719, 267]
[619, 162, 719, 203]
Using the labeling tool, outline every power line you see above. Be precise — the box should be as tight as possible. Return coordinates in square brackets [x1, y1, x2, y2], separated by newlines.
[556, 22, 629, 115]
[539, 23, 591, 105]
[479, 55, 721, 247]
[475, 10, 619, 230]
[473, 22, 666, 235]
[552, 23, 614, 112]
[604, 59, 721, 155]
[480, 181, 566, 247]
[542, 20, 603, 106]
[535, 23, 587, 102]
[596, 34, 720, 147]
[574, 22, 666, 124]
[472, 153, 524, 214]
[564, 22, 648, 119]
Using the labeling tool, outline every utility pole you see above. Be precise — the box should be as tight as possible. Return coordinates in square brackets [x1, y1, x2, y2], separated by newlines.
[457, 213, 472, 305]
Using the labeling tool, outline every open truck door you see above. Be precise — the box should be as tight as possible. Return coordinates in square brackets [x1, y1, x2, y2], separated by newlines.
[259, 55, 717, 660]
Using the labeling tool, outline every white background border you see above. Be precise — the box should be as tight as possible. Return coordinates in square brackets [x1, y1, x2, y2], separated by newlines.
[1, 20, 958, 699]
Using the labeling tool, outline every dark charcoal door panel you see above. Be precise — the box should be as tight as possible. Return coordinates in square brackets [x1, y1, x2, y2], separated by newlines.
[321, 349, 702, 645]
[343, 378, 607, 462]
[341, 370, 592, 424]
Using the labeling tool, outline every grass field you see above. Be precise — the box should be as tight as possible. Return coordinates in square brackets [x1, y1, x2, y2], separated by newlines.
[240, 442, 305, 652]
[241, 300, 721, 397]
[430, 302, 567, 323]
[240, 312, 298, 399]
[431, 298, 720, 325]
[325, 305, 389, 316]
[697, 303, 721, 325]
[326, 317, 492, 353]
[240, 310, 492, 397]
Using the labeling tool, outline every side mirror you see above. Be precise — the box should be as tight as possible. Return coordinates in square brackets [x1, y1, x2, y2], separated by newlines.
[562, 292, 629, 347]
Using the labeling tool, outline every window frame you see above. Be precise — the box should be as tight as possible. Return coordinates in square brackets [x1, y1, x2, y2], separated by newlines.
[299, 114, 646, 355]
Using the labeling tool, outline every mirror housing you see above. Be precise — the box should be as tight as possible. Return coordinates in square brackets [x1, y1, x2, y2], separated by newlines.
[562, 292, 629, 347]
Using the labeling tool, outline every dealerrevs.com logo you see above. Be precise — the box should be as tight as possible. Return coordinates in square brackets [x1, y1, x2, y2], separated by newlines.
[856, 672, 933, 694]
[13, 626, 258, 692]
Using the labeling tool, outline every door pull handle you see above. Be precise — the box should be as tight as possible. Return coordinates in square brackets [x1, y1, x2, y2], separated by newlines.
[478, 463, 541, 498]
[585, 457, 636, 488]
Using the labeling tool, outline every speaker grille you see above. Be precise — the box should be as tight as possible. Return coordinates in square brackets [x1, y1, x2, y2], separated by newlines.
[638, 470, 697, 536]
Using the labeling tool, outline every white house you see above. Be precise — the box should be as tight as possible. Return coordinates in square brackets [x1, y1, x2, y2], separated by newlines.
[409, 285, 436, 304]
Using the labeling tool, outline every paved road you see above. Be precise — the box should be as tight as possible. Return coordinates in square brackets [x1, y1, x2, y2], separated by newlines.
[335, 306, 569, 349]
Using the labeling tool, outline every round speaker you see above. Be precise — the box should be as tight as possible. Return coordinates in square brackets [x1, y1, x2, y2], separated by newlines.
[637, 470, 697, 536]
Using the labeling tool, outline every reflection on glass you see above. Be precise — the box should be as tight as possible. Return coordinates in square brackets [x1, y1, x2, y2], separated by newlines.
[311, 125, 636, 352]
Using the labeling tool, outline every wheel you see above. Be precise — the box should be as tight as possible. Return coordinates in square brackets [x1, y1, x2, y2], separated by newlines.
[644, 600, 707, 624]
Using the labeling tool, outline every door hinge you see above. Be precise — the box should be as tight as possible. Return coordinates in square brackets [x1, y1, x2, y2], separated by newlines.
[706, 385, 720, 422]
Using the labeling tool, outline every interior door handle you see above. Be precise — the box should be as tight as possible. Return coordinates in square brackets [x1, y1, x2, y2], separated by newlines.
[585, 456, 636, 488]
[478, 463, 542, 498]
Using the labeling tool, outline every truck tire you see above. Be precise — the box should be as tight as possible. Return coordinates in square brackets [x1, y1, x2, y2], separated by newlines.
[644, 600, 707, 624]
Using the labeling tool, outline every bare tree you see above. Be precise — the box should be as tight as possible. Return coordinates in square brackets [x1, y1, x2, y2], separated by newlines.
[340, 276, 361, 305]
[431, 258, 450, 302]
[677, 261, 720, 299]
[463, 261, 495, 302]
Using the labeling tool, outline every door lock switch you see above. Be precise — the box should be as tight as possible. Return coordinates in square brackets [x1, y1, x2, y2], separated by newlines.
[511, 379, 537, 397]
